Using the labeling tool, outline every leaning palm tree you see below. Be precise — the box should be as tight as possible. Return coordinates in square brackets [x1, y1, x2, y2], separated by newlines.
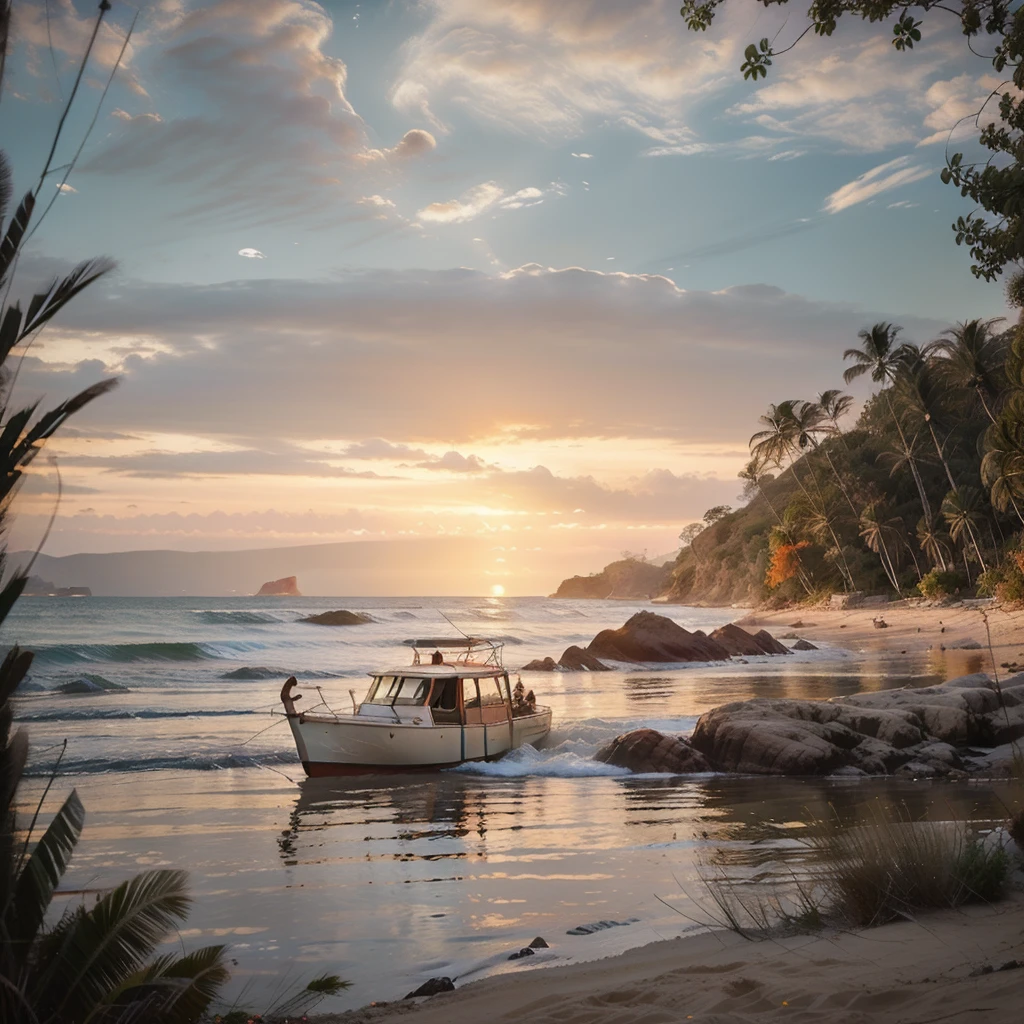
[859, 503, 904, 593]
[941, 487, 989, 577]
[844, 323, 933, 523]
[931, 317, 1008, 423]
[892, 343, 961, 493]
[917, 516, 954, 574]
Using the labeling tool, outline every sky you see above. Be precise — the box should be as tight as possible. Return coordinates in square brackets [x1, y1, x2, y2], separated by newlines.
[0, 0, 1013, 594]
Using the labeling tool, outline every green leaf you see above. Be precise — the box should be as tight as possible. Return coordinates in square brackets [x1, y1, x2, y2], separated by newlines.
[35, 868, 193, 1019]
[6, 788, 85, 952]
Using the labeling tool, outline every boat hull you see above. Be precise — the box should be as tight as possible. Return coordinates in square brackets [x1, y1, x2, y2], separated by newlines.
[287, 709, 552, 777]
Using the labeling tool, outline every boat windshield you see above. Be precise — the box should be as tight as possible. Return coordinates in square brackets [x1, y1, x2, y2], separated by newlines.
[364, 675, 432, 706]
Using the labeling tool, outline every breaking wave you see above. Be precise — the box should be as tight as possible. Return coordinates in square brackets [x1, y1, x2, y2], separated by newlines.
[25, 748, 300, 776]
[450, 744, 631, 778]
[195, 610, 286, 626]
[33, 641, 267, 665]
[220, 666, 342, 680]
[18, 707, 265, 722]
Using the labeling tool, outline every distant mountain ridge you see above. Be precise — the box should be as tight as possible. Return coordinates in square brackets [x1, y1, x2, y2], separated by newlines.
[9, 537, 496, 596]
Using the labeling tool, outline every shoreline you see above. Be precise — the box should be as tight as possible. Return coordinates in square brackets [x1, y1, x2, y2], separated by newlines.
[737, 602, 1023, 670]
[317, 893, 1024, 1024]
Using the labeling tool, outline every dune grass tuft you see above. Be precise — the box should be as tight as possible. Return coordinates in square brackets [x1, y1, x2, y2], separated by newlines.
[698, 803, 1012, 937]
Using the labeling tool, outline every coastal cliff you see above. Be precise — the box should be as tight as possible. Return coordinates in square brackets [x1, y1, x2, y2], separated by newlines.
[256, 575, 301, 596]
[552, 556, 674, 600]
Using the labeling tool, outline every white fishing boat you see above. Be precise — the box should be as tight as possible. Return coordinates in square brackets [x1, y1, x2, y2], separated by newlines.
[280, 637, 552, 776]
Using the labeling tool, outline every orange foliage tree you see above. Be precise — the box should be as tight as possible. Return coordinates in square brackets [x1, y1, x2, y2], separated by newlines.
[766, 540, 810, 590]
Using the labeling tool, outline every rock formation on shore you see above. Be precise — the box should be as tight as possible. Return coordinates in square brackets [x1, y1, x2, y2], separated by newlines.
[595, 672, 1024, 777]
[256, 576, 301, 596]
[301, 609, 374, 626]
[595, 728, 711, 773]
[707, 622, 790, 657]
[520, 612, 794, 671]
[586, 611, 730, 663]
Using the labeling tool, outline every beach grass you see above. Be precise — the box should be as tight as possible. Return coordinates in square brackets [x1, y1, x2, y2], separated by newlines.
[699, 802, 1014, 937]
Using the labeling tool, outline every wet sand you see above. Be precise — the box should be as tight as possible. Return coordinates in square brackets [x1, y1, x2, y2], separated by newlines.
[324, 893, 1024, 1024]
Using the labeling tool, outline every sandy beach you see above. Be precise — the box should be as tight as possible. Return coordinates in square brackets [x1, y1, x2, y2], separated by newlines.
[306, 601, 1024, 1024]
[322, 893, 1024, 1024]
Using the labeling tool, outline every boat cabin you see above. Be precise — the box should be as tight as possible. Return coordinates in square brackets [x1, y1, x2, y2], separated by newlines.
[355, 637, 532, 727]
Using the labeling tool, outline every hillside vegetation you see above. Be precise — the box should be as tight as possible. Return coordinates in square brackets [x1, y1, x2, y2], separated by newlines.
[560, 316, 1024, 608]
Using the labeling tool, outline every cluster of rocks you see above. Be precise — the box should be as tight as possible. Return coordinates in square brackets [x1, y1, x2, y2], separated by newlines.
[595, 672, 1024, 778]
[522, 611, 800, 671]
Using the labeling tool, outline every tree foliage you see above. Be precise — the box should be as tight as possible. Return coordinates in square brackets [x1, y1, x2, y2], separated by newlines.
[680, 1, 1024, 280]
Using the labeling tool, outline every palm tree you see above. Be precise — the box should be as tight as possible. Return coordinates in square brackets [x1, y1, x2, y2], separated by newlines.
[941, 486, 989, 577]
[917, 517, 953, 574]
[892, 343, 961, 493]
[931, 317, 1007, 423]
[750, 401, 856, 590]
[981, 401, 1024, 523]
[859, 502, 903, 593]
[844, 323, 933, 523]
[818, 389, 854, 450]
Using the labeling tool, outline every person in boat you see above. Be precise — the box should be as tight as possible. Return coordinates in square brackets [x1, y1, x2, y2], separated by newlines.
[431, 649, 444, 665]
[513, 680, 536, 713]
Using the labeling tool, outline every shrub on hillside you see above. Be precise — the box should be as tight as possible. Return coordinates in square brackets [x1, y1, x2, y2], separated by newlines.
[917, 568, 963, 600]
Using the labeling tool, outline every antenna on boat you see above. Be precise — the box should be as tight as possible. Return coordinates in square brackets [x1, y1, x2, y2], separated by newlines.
[439, 610, 470, 639]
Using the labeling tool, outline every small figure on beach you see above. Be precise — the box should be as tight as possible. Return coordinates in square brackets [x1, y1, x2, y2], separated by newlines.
[873, 616, 888, 629]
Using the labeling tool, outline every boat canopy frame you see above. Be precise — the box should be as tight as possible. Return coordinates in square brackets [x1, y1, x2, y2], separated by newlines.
[404, 636, 504, 668]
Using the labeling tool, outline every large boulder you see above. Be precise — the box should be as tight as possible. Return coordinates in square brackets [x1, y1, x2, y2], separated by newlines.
[708, 623, 790, 657]
[521, 657, 559, 671]
[595, 729, 711, 773]
[687, 673, 1024, 776]
[586, 611, 730, 663]
[558, 645, 609, 671]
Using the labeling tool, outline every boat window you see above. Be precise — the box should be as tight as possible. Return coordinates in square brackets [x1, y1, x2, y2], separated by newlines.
[392, 677, 432, 706]
[462, 678, 481, 709]
[429, 678, 459, 712]
[365, 676, 431, 706]
[479, 677, 505, 706]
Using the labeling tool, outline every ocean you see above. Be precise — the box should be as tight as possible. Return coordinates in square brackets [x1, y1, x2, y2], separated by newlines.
[6, 596, 1007, 1012]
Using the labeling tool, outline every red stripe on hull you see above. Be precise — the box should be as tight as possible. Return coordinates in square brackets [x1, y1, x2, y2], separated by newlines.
[302, 757, 496, 777]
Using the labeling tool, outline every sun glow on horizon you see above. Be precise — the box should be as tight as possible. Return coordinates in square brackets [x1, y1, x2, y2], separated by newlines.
[490, 584, 505, 597]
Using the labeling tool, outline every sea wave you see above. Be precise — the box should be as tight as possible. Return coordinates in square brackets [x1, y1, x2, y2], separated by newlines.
[33, 640, 267, 665]
[195, 610, 285, 626]
[219, 666, 342, 680]
[18, 707, 265, 722]
[25, 748, 300, 776]
[450, 744, 631, 778]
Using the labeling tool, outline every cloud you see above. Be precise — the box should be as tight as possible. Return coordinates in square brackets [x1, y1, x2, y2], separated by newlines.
[341, 439, 430, 460]
[70, 0, 433, 222]
[571, 152, 593, 158]
[418, 451, 488, 472]
[389, 0, 743, 138]
[14, 261, 950, 450]
[417, 181, 564, 223]
[823, 156, 933, 214]
[237, 248, 266, 259]
[360, 128, 438, 164]
[417, 181, 506, 224]
[56, 183, 78, 194]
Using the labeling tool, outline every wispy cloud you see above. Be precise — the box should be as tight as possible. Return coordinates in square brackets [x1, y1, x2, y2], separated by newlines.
[417, 181, 506, 224]
[823, 156, 932, 214]
[237, 248, 266, 259]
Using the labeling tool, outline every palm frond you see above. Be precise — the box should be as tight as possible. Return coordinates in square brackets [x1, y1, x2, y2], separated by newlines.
[6, 789, 84, 952]
[37, 868, 193, 1020]
[20, 257, 115, 340]
[0, 191, 34, 288]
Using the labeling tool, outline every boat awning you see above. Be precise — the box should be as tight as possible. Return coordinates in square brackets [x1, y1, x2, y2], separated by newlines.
[404, 637, 486, 648]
